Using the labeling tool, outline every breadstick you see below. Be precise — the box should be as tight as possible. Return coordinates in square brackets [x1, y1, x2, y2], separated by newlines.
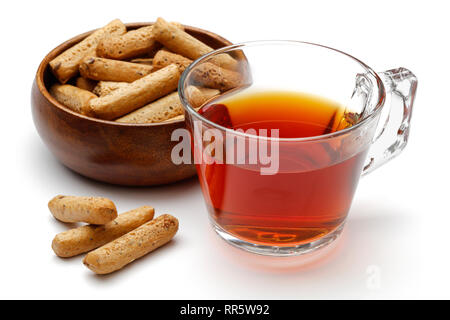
[96, 22, 182, 60]
[153, 50, 241, 92]
[48, 195, 117, 224]
[49, 84, 97, 115]
[93, 81, 129, 96]
[49, 19, 126, 83]
[96, 25, 156, 60]
[75, 77, 97, 92]
[191, 62, 243, 91]
[170, 22, 185, 30]
[83, 214, 179, 274]
[116, 87, 219, 123]
[52, 206, 154, 258]
[89, 64, 181, 120]
[130, 58, 153, 65]
[162, 114, 184, 122]
[79, 57, 153, 83]
[152, 50, 191, 71]
[152, 17, 238, 70]
[115, 92, 181, 123]
[162, 111, 202, 122]
[163, 87, 219, 122]
[187, 86, 220, 107]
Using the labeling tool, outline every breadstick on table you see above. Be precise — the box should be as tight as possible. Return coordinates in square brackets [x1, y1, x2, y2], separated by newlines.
[96, 22, 183, 60]
[89, 64, 182, 120]
[93, 81, 129, 97]
[49, 19, 126, 83]
[49, 84, 97, 115]
[48, 195, 117, 224]
[52, 206, 154, 258]
[152, 17, 238, 70]
[75, 77, 97, 92]
[83, 214, 179, 275]
[116, 87, 219, 123]
[80, 57, 153, 82]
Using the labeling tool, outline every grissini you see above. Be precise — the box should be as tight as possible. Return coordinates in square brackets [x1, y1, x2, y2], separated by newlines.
[49, 19, 126, 83]
[192, 87, 221, 104]
[96, 25, 157, 60]
[52, 206, 154, 258]
[163, 87, 220, 122]
[48, 195, 117, 224]
[152, 50, 191, 71]
[152, 50, 242, 91]
[92, 81, 129, 97]
[49, 84, 97, 115]
[83, 214, 179, 275]
[115, 92, 181, 123]
[79, 56, 153, 82]
[96, 22, 183, 60]
[152, 17, 238, 70]
[89, 64, 182, 120]
[130, 58, 153, 65]
[164, 86, 220, 122]
[191, 62, 244, 91]
[75, 77, 97, 92]
[116, 87, 219, 123]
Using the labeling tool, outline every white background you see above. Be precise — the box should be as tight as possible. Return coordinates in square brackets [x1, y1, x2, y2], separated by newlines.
[1, 0, 448, 299]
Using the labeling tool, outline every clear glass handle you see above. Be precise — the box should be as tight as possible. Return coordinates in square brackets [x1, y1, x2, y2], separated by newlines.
[363, 67, 418, 174]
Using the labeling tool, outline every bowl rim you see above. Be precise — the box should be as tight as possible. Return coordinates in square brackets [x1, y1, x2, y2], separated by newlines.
[35, 22, 233, 127]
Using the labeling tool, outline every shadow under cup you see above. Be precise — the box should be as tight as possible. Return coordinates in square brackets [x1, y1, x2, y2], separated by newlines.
[179, 41, 416, 256]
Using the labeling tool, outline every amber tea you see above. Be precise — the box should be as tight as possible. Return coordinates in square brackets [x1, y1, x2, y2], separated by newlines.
[196, 90, 367, 246]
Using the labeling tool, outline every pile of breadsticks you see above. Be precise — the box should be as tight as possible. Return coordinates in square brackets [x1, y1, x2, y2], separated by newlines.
[48, 17, 242, 123]
[49, 195, 178, 275]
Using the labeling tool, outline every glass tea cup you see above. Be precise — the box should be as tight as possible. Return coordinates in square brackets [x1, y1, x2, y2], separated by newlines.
[178, 41, 417, 256]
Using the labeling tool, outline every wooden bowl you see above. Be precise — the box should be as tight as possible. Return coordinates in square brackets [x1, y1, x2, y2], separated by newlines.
[31, 22, 232, 186]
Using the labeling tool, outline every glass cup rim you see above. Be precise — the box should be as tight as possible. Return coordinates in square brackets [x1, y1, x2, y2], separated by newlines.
[178, 40, 386, 142]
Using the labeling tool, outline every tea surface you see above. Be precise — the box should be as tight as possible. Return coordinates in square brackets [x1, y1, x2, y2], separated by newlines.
[216, 90, 349, 137]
